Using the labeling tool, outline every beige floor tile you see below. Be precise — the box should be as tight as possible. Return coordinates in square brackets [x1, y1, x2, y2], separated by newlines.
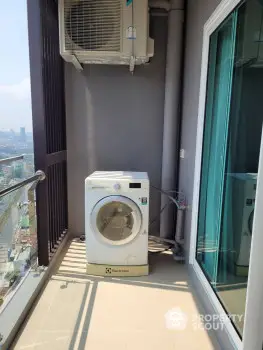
[12, 240, 221, 350]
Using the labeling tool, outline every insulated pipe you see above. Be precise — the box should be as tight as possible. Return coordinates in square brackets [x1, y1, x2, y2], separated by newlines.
[149, 0, 171, 11]
[149, 0, 184, 11]
[175, 208, 185, 244]
[160, 0, 184, 238]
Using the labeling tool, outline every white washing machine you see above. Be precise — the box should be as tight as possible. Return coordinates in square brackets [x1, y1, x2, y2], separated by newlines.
[229, 173, 257, 276]
[85, 171, 149, 266]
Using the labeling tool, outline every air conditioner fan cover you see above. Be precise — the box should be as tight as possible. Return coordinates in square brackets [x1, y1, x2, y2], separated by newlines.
[64, 0, 121, 52]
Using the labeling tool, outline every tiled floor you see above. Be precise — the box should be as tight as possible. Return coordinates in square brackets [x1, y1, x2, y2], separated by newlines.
[12, 239, 221, 350]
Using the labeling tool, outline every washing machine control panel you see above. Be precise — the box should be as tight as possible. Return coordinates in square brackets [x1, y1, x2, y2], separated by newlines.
[86, 178, 149, 193]
[113, 183, 143, 191]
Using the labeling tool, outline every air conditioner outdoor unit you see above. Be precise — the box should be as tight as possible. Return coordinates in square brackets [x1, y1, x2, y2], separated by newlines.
[58, 0, 154, 72]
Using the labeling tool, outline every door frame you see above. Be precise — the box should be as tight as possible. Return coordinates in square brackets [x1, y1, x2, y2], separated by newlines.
[189, 0, 249, 349]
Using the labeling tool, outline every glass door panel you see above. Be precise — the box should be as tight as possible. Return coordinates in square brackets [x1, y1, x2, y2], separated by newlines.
[196, 0, 263, 337]
[196, 14, 237, 284]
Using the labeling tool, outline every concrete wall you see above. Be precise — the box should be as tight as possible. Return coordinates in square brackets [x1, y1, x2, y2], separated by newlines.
[178, 0, 221, 259]
[65, 0, 225, 244]
[65, 16, 168, 235]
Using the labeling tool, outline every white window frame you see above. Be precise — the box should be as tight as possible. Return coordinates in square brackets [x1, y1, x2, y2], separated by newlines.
[187, 0, 260, 349]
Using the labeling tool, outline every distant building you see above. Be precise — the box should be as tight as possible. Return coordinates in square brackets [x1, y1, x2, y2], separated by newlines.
[0, 242, 8, 273]
[14, 246, 32, 270]
[13, 162, 25, 179]
[20, 127, 26, 143]
[0, 177, 5, 191]
[2, 165, 12, 180]
[10, 129, 15, 139]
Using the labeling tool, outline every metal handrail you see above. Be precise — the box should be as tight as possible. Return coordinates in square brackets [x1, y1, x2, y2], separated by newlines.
[0, 155, 24, 166]
[0, 170, 46, 198]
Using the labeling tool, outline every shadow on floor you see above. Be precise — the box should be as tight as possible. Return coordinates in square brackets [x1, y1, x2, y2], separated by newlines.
[11, 238, 221, 350]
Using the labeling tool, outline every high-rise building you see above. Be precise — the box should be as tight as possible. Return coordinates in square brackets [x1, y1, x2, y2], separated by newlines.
[13, 162, 25, 179]
[2, 165, 12, 178]
[20, 127, 26, 143]
[0, 242, 8, 268]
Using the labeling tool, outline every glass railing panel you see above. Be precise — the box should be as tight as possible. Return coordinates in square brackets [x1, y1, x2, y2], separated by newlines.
[0, 155, 34, 193]
[0, 183, 38, 310]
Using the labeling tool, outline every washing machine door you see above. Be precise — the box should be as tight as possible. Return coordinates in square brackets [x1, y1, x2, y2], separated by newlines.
[91, 195, 142, 245]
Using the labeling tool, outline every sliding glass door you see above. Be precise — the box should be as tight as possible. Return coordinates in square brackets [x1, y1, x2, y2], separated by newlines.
[196, 0, 263, 338]
[197, 13, 237, 284]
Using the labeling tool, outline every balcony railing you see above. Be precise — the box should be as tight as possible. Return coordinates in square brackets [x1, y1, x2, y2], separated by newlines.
[0, 155, 35, 192]
[0, 155, 24, 166]
[0, 156, 44, 311]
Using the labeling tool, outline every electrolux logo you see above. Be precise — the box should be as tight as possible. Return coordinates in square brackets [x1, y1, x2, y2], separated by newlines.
[105, 267, 130, 274]
[113, 269, 129, 273]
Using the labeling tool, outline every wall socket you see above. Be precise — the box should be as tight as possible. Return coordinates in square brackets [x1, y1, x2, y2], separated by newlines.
[180, 149, 186, 159]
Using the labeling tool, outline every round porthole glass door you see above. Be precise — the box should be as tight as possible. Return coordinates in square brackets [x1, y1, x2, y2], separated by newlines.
[91, 196, 142, 245]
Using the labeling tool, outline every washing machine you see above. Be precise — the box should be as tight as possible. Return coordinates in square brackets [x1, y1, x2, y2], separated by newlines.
[229, 173, 257, 276]
[85, 172, 149, 269]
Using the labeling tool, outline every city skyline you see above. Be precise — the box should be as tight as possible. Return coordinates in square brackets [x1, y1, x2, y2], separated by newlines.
[0, 127, 31, 134]
[0, 1, 33, 132]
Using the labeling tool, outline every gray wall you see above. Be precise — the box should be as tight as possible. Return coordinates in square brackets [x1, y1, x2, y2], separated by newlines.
[65, 16, 168, 235]
[178, 0, 221, 259]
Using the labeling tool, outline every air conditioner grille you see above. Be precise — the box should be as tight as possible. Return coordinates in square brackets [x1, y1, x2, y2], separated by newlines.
[64, 0, 122, 52]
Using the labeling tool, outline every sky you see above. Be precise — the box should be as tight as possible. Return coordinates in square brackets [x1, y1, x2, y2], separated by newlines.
[0, 1, 32, 132]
